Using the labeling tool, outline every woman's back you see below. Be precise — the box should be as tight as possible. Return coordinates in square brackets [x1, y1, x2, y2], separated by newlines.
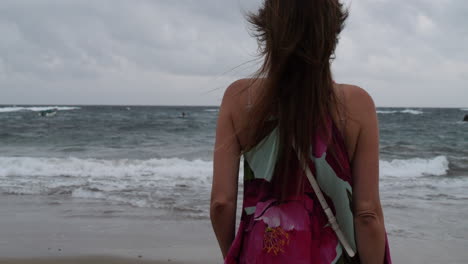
[227, 80, 357, 159]
[216, 80, 391, 264]
[210, 1, 391, 263]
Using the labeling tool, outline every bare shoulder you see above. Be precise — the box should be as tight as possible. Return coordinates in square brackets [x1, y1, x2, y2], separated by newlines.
[336, 83, 377, 124]
[220, 78, 256, 116]
[219, 79, 258, 147]
[340, 84, 376, 111]
[334, 83, 378, 161]
[222, 79, 252, 102]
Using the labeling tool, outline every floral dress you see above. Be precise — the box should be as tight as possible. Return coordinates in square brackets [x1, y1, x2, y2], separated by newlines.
[224, 120, 392, 264]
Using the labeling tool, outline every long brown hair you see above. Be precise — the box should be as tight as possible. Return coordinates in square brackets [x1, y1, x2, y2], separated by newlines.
[244, 0, 348, 198]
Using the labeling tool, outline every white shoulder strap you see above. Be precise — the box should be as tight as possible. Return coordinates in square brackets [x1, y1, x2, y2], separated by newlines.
[295, 150, 356, 258]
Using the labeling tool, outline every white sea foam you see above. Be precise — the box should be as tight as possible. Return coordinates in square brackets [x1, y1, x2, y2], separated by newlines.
[0, 155, 450, 189]
[377, 109, 423, 115]
[0, 155, 453, 213]
[377, 110, 398, 114]
[460, 108, 468, 111]
[0, 156, 214, 215]
[204, 109, 219, 112]
[400, 109, 423, 115]
[0, 106, 80, 113]
[0, 157, 212, 181]
[380, 156, 449, 178]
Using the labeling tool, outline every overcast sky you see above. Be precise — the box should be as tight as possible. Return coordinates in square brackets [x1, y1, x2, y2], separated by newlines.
[0, 0, 466, 107]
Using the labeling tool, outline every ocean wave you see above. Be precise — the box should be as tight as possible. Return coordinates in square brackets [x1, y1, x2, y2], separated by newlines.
[0, 155, 453, 215]
[461, 108, 468, 111]
[380, 156, 449, 177]
[0, 156, 451, 188]
[377, 109, 423, 115]
[0, 106, 80, 113]
[0, 157, 211, 180]
[204, 109, 219, 112]
[0, 156, 213, 218]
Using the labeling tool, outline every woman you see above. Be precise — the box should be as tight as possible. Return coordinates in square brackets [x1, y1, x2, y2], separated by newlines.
[211, 0, 391, 263]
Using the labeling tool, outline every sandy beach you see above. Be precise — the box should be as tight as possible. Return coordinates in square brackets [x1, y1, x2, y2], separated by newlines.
[0, 195, 466, 264]
[0, 195, 221, 264]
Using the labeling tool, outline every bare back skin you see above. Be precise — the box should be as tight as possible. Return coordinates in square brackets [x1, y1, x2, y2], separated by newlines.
[211, 79, 386, 263]
[229, 79, 358, 158]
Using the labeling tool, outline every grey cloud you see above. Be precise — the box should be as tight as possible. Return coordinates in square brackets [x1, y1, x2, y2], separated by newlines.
[0, 0, 466, 106]
[0, 0, 258, 79]
[332, 0, 467, 106]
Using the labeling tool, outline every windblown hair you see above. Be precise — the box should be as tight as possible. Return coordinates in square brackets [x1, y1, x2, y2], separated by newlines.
[244, 0, 348, 199]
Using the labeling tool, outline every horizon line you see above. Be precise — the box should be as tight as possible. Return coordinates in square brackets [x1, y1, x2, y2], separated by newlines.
[0, 104, 467, 109]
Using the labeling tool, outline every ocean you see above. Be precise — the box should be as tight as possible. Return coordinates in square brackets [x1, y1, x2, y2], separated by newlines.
[0, 105, 467, 244]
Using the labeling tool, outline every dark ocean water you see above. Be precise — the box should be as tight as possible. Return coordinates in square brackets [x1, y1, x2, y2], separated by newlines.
[0, 105, 467, 241]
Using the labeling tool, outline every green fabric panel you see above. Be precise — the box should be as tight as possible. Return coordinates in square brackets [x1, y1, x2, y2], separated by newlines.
[314, 153, 357, 251]
[244, 206, 256, 215]
[244, 160, 255, 182]
[244, 128, 279, 182]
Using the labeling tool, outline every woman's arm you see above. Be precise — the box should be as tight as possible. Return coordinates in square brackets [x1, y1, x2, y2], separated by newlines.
[210, 83, 241, 258]
[349, 86, 386, 264]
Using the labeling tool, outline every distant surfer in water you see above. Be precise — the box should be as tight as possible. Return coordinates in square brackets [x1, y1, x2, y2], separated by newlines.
[181, 112, 186, 118]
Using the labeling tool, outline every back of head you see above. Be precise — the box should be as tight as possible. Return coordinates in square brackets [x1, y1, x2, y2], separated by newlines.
[245, 0, 348, 198]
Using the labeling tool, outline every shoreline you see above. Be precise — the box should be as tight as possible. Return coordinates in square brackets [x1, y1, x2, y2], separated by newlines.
[0, 195, 222, 263]
[1, 195, 467, 264]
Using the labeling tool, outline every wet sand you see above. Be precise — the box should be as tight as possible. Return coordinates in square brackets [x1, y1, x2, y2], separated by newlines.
[0, 195, 221, 263]
[0, 195, 467, 264]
